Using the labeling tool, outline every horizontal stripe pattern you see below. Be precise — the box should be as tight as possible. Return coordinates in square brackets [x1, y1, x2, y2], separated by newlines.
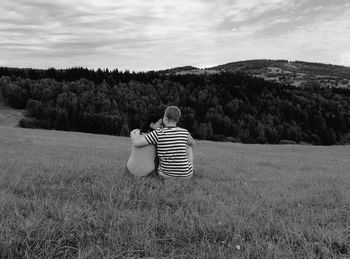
[145, 127, 193, 178]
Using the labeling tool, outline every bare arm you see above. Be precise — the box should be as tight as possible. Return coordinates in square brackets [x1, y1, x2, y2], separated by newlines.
[187, 133, 195, 147]
[130, 129, 150, 147]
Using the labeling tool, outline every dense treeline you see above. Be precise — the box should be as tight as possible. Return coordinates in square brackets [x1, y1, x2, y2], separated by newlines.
[1, 67, 350, 145]
[0, 66, 161, 85]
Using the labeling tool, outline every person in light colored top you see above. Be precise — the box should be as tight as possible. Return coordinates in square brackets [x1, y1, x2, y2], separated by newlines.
[126, 113, 163, 176]
[131, 106, 194, 178]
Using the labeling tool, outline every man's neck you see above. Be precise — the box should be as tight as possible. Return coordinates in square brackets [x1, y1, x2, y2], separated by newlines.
[166, 123, 177, 128]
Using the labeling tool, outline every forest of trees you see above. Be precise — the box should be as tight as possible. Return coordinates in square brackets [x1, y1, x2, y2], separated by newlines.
[1, 66, 350, 145]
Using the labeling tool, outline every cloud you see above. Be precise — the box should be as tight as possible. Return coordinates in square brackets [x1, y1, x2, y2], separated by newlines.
[0, 0, 349, 70]
[341, 53, 350, 66]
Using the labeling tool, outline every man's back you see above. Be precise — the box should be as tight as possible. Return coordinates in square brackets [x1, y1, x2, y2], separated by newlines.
[145, 126, 193, 178]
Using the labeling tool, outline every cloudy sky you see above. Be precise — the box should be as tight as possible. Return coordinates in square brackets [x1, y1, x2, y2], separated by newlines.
[1, 0, 350, 71]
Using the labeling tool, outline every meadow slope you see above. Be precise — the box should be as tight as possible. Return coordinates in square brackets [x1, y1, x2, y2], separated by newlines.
[0, 126, 350, 258]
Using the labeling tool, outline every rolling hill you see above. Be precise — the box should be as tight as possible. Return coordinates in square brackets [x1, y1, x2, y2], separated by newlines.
[160, 59, 350, 88]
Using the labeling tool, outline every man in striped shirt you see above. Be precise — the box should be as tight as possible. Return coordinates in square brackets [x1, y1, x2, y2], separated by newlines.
[131, 106, 195, 178]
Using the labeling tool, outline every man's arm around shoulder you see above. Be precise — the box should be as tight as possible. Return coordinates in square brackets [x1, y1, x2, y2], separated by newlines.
[130, 129, 149, 147]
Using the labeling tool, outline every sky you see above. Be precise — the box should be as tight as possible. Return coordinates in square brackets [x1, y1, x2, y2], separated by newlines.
[1, 0, 350, 71]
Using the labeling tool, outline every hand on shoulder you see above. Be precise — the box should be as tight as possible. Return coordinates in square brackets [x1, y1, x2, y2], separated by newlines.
[130, 129, 142, 143]
[130, 129, 140, 136]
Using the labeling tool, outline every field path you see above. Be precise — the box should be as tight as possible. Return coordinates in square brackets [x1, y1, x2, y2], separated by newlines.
[0, 91, 24, 127]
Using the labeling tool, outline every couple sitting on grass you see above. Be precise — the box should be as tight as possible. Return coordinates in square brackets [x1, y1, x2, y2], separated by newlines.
[127, 106, 194, 179]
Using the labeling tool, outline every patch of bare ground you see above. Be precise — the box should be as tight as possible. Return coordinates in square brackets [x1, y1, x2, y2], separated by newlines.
[0, 92, 25, 127]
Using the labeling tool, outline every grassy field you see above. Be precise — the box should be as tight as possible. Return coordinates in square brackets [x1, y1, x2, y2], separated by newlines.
[0, 125, 350, 258]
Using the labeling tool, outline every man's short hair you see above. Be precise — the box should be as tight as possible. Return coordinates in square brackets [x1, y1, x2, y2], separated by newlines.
[165, 106, 181, 123]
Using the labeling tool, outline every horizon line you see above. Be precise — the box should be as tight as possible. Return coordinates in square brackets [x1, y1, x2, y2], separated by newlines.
[1, 58, 350, 73]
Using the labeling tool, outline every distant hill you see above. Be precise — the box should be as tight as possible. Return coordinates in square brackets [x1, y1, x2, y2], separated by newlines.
[159, 59, 350, 88]
[1, 63, 350, 145]
[157, 66, 199, 74]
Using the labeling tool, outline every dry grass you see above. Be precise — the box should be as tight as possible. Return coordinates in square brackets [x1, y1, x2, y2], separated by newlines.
[1, 126, 350, 258]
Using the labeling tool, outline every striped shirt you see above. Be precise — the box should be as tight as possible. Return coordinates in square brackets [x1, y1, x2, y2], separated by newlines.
[145, 127, 193, 178]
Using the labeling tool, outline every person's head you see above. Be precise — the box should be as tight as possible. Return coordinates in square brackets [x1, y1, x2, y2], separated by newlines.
[140, 112, 163, 133]
[163, 106, 181, 127]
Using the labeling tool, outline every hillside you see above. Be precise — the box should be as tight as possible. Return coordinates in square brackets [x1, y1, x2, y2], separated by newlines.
[1, 60, 349, 89]
[1, 126, 350, 257]
[161, 59, 350, 88]
[1, 69, 350, 145]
